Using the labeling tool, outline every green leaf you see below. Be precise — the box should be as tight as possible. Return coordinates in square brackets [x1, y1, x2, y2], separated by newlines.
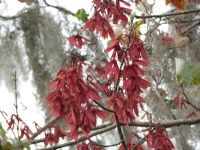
[21, 142, 31, 150]
[174, 58, 200, 84]
[1, 141, 13, 150]
[0, 122, 6, 138]
[75, 9, 89, 21]
[164, 99, 177, 109]
[191, 66, 200, 84]
[181, 65, 197, 83]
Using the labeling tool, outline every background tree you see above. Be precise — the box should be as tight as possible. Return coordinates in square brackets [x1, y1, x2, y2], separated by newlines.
[1, 0, 200, 150]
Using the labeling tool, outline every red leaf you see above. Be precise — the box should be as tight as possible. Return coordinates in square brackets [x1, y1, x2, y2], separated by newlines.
[79, 79, 89, 91]
[105, 61, 113, 75]
[47, 79, 58, 90]
[122, 78, 134, 89]
[134, 65, 144, 76]
[88, 87, 101, 100]
[105, 39, 119, 53]
[84, 10, 115, 39]
[93, 108, 108, 119]
[186, 111, 196, 119]
[68, 34, 90, 49]
[116, 98, 124, 108]
[82, 128, 90, 138]
[135, 59, 149, 66]
[33, 122, 42, 134]
[118, 0, 131, 6]
[173, 95, 179, 106]
[138, 77, 151, 89]
[44, 133, 59, 147]
[90, 81, 104, 92]
[166, 0, 184, 10]
[70, 126, 78, 140]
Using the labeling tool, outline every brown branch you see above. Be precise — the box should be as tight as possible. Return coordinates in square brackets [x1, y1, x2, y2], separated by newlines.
[131, 127, 156, 150]
[29, 122, 114, 144]
[34, 124, 117, 150]
[180, 84, 200, 111]
[43, 0, 75, 16]
[127, 118, 200, 128]
[0, 8, 33, 20]
[87, 138, 122, 148]
[135, 9, 200, 19]
[110, 18, 138, 148]
[28, 117, 200, 146]
[30, 117, 60, 140]
[0, 14, 22, 20]
[112, 52, 127, 150]
[93, 100, 114, 113]
[181, 20, 200, 35]
[114, 112, 127, 150]
[13, 69, 21, 143]
[150, 59, 164, 85]
[0, 1, 75, 21]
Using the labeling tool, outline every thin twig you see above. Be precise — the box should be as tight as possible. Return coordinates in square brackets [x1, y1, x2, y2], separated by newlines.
[13, 69, 21, 143]
[180, 84, 200, 111]
[135, 9, 200, 19]
[87, 138, 122, 148]
[181, 20, 200, 35]
[28, 118, 200, 146]
[0, 111, 18, 140]
[34, 124, 117, 150]
[43, 0, 75, 16]
[93, 100, 114, 113]
[150, 59, 164, 85]
[30, 117, 60, 140]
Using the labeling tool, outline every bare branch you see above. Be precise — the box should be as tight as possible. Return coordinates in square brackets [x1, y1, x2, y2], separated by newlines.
[30, 117, 60, 140]
[43, 0, 75, 16]
[34, 124, 117, 150]
[87, 138, 122, 148]
[150, 59, 164, 85]
[93, 100, 114, 113]
[28, 117, 200, 146]
[182, 19, 200, 35]
[180, 84, 200, 111]
[127, 118, 200, 128]
[0, 0, 75, 21]
[135, 9, 200, 19]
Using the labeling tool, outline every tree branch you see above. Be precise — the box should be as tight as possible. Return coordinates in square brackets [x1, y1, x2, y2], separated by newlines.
[34, 124, 117, 150]
[0, 1, 75, 21]
[180, 84, 200, 111]
[28, 117, 200, 147]
[135, 9, 200, 19]
[93, 100, 114, 113]
[30, 117, 60, 140]
[182, 19, 200, 35]
[87, 138, 122, 148]
[127, 118, 200, 128]
[43, 0, 75, 16]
